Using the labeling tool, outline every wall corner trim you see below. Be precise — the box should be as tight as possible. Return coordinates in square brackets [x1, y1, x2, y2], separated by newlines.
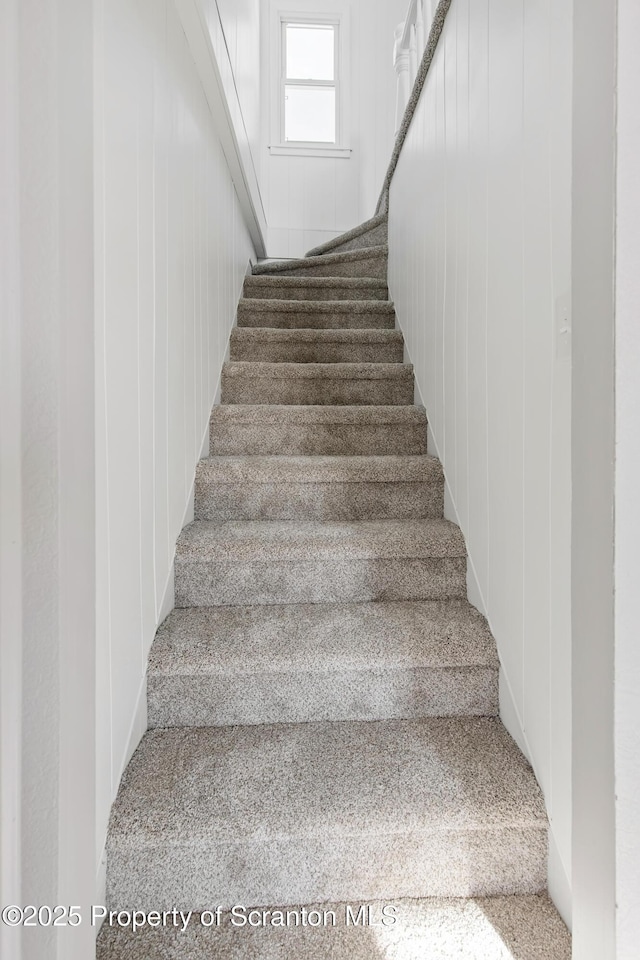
[175, 0, 267, 257]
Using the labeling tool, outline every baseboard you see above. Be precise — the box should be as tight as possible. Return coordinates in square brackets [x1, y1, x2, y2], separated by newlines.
[548, 827, 572, 930]
[100, 263, 252, 918]
[499, 667, 531, 762]
[94, 850, 107, 935]
[212, 292, 239, 408]
[407, 347, 534, 770]
[149, 260, 246, 659]
[157, 564, 175, 627]
[115, 674, 148, 809]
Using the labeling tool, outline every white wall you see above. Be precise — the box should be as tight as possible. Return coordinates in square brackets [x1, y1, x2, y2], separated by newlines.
[216, 0, 261, 162]
[1, 1, 96, 958]
[94, 0, 254, 895]
[571, 0, 616, 954]
[179, 0, 267, 254]
[387, 0, 572, 922]
[614, 0, 640, 956]
[260, 0, 407, 257]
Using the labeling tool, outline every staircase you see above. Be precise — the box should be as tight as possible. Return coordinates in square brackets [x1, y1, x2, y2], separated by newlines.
[98, 233, 570, 957]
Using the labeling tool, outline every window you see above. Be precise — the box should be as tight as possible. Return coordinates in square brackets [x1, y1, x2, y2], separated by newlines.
[281, 19, 340, 146]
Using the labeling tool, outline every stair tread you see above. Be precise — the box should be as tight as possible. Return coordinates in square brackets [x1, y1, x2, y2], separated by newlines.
[196, 454, 440, 483]
[97, 894, 571, 960]
[223, 361, 413, 380]
[210, 403, 427, 424]
[231, 327, 402, 342]
[252, 244, 388, 276]
[176, 518, 466, 562]
[108, 717, 546, 850]
[237, 297, 395, 313]
[244, 275, 389, 290]
[150, 600, 499, 676]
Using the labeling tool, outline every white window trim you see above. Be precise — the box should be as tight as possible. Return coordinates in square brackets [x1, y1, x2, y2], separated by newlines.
[269, 7, 351, 158]
[268, 144, 352, 158]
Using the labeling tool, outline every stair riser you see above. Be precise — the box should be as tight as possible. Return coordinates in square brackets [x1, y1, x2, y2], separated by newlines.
[209, 424, 428, 456]
[107, 827, 546, 909]
[230, 341, 404, 364]
[261, 256, 387, 279]
[195, 481, 443, 521]
[242, 282, 389, 301]
[221, 376, 414, 406]
[148, 667, 498, 727]
[237, 309, 395, 330]
[175, 557, 467, 606]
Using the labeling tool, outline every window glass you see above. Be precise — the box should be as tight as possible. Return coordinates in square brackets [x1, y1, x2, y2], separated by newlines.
[285, 24, 334, 81]
[284, 85, 336, 142]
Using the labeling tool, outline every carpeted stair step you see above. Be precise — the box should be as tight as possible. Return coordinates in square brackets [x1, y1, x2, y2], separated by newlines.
[105, 716, 547, 908]
[174, 518, 466, 607]
[147, 599, 499, 727]
[236, 297, 396, 330]
[97, 893, 571, 959]
[220, 361, 414, 406]
[209, 404, 429, 456]
[194, 455, 443, 521]
[306, 212, 388, 257]
[243, 275, 389, 301]
[229, 328, 404, 364]
[252, 245, 388, 279]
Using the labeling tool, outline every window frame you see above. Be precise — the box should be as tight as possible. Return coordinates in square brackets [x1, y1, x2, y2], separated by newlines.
[280, 17, 340, 146]
[270, 8, 351, 159]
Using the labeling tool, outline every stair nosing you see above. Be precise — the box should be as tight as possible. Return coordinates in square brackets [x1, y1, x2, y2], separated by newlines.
[107, 717, 548, 852]
[149, 600, 499, 675]
[222, 361, 413, 381]
[252, 244, 388, 276]
[237, 298, 395, 312]
[209, 404, 427, 423]
[244, 275, 389, 288]
[175, 518, 466, 563]
[230, 328, 403, 342]
[195, 454, 441, 484]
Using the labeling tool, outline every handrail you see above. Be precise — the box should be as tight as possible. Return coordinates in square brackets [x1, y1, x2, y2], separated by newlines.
[379, 0, 452, 215]
[394, 0, 432, 134]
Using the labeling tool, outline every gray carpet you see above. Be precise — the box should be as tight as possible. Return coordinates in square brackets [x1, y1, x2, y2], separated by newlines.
[102, 227, 570, 956]
[97, 895, 570, 959]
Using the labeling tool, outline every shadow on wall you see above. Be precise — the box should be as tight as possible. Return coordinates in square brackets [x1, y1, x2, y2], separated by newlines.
[96, 896, 570, 958]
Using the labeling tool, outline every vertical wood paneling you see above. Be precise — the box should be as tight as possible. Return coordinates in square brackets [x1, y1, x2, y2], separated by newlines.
[521, 0, 552, 796]
[102, 0, 145, 781]
[95, 0, 254, 863]
[388, 0, 571, 896]
[485, 0, 525, 707]
[455, 0, 470, 532]
[466, 0, 489, 591]
[262, 0, 407, 258]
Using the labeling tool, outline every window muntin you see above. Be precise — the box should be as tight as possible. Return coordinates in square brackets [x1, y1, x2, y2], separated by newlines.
[281, 19, 339, 145]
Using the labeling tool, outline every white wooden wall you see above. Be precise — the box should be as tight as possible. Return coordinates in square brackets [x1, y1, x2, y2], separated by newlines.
[614, 2, 640, 952]
[260, 0, 407, 258]
[388, 0, 572, 921]
[214, 0, 261, 164]
[94, 0, 254, 886]
[2, 0, 97, 956]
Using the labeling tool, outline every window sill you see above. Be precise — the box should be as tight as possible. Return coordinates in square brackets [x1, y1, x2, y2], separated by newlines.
[269, 145, 352, 159]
